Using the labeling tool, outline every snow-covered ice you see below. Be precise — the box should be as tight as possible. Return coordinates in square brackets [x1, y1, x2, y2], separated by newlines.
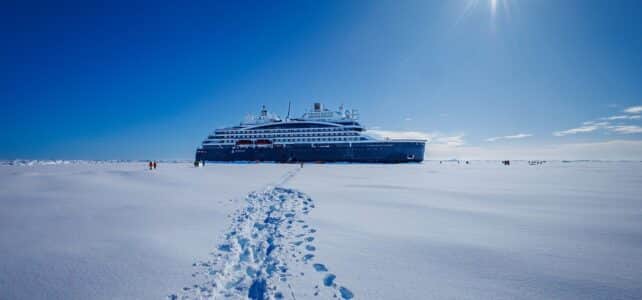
[1, 161, 641, 299]
[0, 163, 290, 299]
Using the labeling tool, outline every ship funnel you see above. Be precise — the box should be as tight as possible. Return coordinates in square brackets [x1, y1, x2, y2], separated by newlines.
[313, 102, 322, 112]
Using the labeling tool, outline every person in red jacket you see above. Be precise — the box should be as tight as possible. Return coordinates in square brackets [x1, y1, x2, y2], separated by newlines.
[148, 161, 153, 170]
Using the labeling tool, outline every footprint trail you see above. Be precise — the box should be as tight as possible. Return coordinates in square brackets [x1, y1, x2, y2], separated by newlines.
[171, 169, 354, 299]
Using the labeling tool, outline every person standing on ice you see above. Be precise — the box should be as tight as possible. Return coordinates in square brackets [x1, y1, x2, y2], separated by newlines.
[148, 161, 153, 170]
[153, 161, 157, 170]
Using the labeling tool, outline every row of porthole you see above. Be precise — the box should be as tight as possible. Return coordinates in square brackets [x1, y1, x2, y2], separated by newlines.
[214, 132, 359, 139]
[216, 127, 357, 134]
[213, 137, 365, 143]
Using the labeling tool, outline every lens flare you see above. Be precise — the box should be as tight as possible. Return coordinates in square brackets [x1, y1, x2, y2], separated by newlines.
[458, 0, 512, 27]
[490, 0, 498, 17]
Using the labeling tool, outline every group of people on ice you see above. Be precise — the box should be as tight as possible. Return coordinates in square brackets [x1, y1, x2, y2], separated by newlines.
[148, 161, 158, 170]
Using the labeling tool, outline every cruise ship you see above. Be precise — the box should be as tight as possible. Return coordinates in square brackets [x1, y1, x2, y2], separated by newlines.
[195, 103, 426, 163]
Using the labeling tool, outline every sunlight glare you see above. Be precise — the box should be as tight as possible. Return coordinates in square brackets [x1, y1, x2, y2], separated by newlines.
[458, 0, 512, 29]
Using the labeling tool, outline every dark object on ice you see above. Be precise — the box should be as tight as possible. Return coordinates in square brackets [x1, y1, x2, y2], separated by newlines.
[153, 161, 157, 169]
[528, 160, 546, 166]
[502, 160, 511, 166]
[148, 161, 153, 170]
[194, 160, 199, 167]
[465, 161, 469, 164]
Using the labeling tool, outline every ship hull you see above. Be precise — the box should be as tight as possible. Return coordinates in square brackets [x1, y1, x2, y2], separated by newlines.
[196, 141, 425, 163]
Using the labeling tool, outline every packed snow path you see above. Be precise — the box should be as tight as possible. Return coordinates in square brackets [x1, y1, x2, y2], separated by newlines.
[171, 169, 354, 300]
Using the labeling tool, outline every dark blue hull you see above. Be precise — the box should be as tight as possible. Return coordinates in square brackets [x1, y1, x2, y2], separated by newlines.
[196, 142, 425, 163]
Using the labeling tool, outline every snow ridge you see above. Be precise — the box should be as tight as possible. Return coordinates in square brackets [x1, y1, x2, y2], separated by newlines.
[172, 170, 353, 299]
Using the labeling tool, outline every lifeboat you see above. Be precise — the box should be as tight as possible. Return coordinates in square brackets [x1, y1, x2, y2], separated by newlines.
[235, 140, 253, 147]
[255, 139, 273, 148]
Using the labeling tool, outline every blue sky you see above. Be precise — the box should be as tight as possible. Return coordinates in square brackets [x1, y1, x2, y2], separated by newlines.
[2, 0, 641, 160]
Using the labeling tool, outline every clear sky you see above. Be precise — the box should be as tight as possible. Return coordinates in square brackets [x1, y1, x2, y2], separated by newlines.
[2, 0, 641, 160]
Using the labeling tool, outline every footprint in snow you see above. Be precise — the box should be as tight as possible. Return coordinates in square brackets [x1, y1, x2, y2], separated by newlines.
[173, 183, 354, 300]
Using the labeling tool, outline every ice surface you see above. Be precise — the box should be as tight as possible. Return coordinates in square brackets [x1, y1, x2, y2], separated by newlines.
[0, 163, 290, 299]
[1, 161, 642, 299]
[287, 161, 642, 299]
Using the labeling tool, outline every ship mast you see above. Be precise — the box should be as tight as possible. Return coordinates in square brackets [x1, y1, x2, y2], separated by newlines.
[286, 101, 291, 121]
